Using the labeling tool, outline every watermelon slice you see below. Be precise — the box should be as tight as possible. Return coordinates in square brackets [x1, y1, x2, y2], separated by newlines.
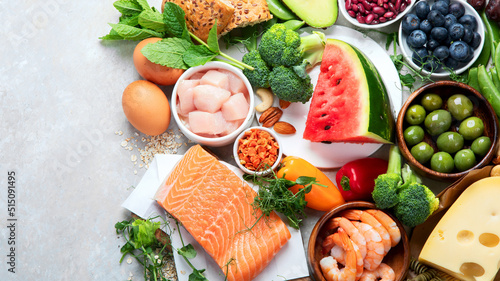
[303, 39, 394, 144]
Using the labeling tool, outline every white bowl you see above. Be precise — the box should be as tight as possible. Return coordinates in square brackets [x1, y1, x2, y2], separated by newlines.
[398, 0, 484, 78]
[171, 62, 255, 147]
[339, 0, 416, 29]
[233, 127, 283, 176]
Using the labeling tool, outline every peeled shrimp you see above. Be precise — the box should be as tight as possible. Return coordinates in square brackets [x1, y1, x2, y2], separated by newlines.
[320, 228, 358, 281]
[365, 209, 401, 247]
[341, 209, 392, 255]
[359, 263, 395, 281]
[327, 216, 367, 259]
[329, 233, 364, 280]
[352, 221, 385, 271]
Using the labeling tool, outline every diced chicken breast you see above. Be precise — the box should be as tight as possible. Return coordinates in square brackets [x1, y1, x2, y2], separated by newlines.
[220, 69, 248, 95]
[192, 85, 231, 113]
[221, 92, 249, 121]
[177, 88, 196, 116]
[189, 71, 206, 80]
[200, 70, 230, 91]
[177, 79, 200, 97]
[188, 111, 224, 135]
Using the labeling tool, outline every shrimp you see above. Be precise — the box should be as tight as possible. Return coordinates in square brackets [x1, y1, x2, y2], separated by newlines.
[359, 263, 395, 281]
[341, 209, 392, 255]
[320, 228, 358, 281]
[365, 209, 401, 247]
[329, 233, 364, 280]
[352, 221, 385, 271]
[326, 216, 367, 259]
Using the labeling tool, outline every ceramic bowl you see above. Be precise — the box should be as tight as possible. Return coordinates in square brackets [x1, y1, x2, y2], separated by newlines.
[171, 62, 255, 147]
[398, 0, 484, 78]
[397, 81, 499, 181]
[308, 201, 410, 281]
[339, 0, 415, 29]
[233, 126, 283, 176]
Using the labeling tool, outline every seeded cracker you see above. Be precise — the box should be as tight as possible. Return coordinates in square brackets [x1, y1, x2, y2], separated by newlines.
[221, 0, 273, 35]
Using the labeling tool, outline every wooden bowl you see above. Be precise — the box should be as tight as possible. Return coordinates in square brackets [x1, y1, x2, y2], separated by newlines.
[397, 81, 499, 181]
[307, 201, 410, 281]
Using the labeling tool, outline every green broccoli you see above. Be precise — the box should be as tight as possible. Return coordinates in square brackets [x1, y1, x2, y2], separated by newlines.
[242, 50, 271, 88]
[372, 145, 403, 209]
[269, 66, 313, 103]
[394, 164, 440, 228]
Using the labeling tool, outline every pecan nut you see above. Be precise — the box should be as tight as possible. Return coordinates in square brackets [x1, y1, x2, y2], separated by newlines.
[259, 107, 283, 127]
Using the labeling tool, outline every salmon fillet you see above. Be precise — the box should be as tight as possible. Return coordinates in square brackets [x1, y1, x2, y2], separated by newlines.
[155, 144, 291, 281]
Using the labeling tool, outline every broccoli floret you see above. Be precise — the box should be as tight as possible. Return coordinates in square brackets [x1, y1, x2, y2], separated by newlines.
[394, 180, 440, 228]
[242, 50, 271, 88]
[372, 146, 403, 209]
[269, 66, 313, 103]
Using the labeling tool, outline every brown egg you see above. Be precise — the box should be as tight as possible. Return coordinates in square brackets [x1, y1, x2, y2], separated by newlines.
[122, 80, 171, 136]
[133, 37, 185, 86]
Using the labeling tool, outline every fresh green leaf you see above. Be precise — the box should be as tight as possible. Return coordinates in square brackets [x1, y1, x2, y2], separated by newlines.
[138, 10, 166, 33]
[399, 73, 416, 89]
[135, 0, 151, 10]
[109, 23, 163, 40]
[99, 28, 124, 40]
[118, 14, 140, 27]
[113, 0, 143, 16]
[178, 244, 197, 259]
[162, 2, 191, 41]
[206, 20, 219, 53]
[131, 219, 161, 249]
[188, 269, 209, 281]
[141, 37, 192, 69]
[183, 45, 217, 67]
[115, 220, 130, 232]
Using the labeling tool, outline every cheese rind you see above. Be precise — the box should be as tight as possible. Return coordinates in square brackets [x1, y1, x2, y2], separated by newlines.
[419, 177, 500, 281]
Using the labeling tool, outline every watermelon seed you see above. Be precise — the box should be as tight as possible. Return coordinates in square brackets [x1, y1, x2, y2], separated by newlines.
[324, 125, 331, 130]
[321, 141, 332, 144]
[336, 79, 342, 85]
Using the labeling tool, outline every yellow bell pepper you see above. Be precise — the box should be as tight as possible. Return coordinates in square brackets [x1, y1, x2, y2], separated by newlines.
[277, 156, 345, 211]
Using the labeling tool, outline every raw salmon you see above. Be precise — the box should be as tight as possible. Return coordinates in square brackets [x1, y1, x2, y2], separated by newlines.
[155, 144, 291, 281]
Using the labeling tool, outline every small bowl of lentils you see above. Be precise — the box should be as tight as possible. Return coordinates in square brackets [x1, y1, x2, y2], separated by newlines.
[339, 0, 415, 28]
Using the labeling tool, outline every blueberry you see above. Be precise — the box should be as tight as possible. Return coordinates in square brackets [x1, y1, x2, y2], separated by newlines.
[433, 45, 450, 61]
[432, 1, 449, 15]
[438, 0, 450, 5]
[423, 57, 441, 72]
[413, 48, 430, 66]
[444, 57, 461, 69]
[459, 15, 478, 31]
[449, 2, 465, 19]
[408, 29, 428, 48]
[449, 41, 471, 61]
[402, 14, 421, 34]
[444, 14, 457, 29]
[448, 23, 465, 41]
[415, 1, 431, 19]
[427, 10, 446, 27]
[431, 26, 449, 43]
[427, 39, 441, 50]
[420, 19, 433, 33]
[462, 26, 473, 43]
[464, 45, 475, 64]
[470, 32, 482, 49]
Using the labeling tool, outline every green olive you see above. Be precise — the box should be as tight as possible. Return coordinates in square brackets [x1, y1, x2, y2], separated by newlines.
[404, 125, 425, 147]
[471, 136, 492, 157]
[458, 116, 484, 141]
[405, 104, 427, 125]
[436, 132, 464, 154]
[447, 94, 473, 121]
[430, 152, 455, 173]
[424, 109, 452, 136]
[421, 93, 443, 111]
[454, 149, 477, 171]
[411, 142, 434, 164]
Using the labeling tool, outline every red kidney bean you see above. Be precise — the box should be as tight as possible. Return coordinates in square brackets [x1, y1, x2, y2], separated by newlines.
[352, 4, 359, 12]
[352, 0, 359, 4]
[384, 11, 394, 18]
[379, 16, 387, 22]
[361, 0, 372, 10]
[372, 19, 380, 24]
[373, 6, 385, 14]
[378, 0, 384, 6]
[358, 3, 366, 13]
[383, 3, 389, 9]
[365, 13, 375, 23]
[388, 2, 396, 13]
[400, 2, 407, 11]
[357, 13, 366, 23]
[348, 10, 356, 17]
[395, 0, 401, 10]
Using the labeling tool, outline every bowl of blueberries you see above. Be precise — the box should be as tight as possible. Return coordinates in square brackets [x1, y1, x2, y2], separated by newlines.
[398, 0, 484, 78]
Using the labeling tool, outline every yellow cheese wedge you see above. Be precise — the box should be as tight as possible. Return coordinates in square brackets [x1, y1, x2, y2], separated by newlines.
[419, 177, 500, 281]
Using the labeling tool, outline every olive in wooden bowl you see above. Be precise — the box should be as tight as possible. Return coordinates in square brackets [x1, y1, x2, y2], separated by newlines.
[397, 81, 499, 181]
[308, 201, 410, 281]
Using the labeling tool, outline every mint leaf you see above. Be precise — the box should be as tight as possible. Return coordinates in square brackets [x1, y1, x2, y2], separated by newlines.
[183, 45, 217, 67]
[113, 0, 143, 16]
[206, 20, 219, 53]
[138, 10, 166, 33]
[162, 2, 190, 42]
[118, 14, 139, 27]
[99, 28, 124, 40]
[109, 23, 163, 40]
[141, 37, 191, 69]
[135, 0, 151, 10]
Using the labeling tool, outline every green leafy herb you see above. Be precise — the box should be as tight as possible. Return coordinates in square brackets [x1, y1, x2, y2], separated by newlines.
[183, 45, 218, 67]
[108, 23, 163, 41]
[162, 2, 191, 42]
[139, 10, 167, 33]
[243, 172, 322, 229]
[113, 0, 143, 16]
[141, 37, 192, 69]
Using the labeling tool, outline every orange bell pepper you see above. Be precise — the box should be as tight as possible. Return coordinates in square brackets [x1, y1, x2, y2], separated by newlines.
[277, 156, 345, 211]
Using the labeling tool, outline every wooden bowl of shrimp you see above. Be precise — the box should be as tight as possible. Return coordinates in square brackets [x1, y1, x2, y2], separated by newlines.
[307, 201, 410, 281]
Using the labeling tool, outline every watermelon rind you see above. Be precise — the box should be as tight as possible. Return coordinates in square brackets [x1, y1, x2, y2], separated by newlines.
[303, 39, 394, 144]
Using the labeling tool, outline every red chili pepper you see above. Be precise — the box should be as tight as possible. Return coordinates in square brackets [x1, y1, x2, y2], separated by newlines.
[335, 157, 388, 202]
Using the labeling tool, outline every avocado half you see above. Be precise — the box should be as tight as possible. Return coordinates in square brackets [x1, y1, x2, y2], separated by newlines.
[281, 0, 338, 28]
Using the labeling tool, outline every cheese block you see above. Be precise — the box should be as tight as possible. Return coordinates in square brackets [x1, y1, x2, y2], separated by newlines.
[419, 177, 500, 281]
